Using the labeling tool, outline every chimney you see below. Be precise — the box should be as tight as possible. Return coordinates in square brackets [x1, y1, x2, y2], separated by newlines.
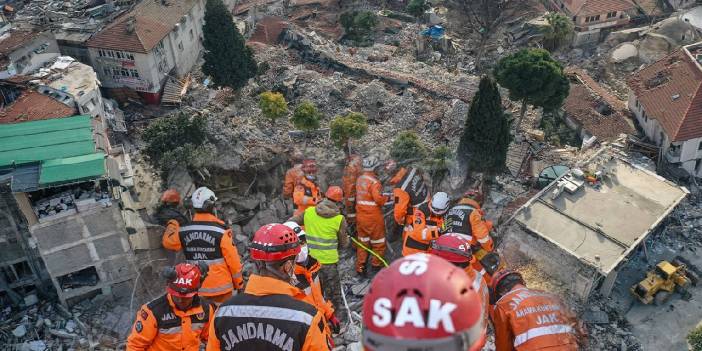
[125, 16, 135, 33]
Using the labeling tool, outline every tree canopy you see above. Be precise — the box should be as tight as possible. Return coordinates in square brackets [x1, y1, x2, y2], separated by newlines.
[202, 0, 257, 89]
[259, 91, 289, 122]
[330, 112, 368, 156]
[340, 10, 378, 44]
[406, 0, 429, 18]
[291, 101, 322, 133]
[390, 131, 428, 164]
[542, 12, 574, 51]
[143, 112, 211, 176]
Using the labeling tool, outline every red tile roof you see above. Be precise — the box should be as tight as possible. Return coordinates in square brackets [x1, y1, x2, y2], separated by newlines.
[564, 68, 634, 140]
[86, 0, 198, 53]
[572, 0, 635, 16]
[0, 30, 40, 56]
[627, 49, 702, 142]
[0, 91, 76, 124]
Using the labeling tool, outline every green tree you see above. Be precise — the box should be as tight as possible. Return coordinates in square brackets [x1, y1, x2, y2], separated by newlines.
[494, 48, 570, 132]
[143, 112, 211, 176]
[259, 91, 289, 123]
[390, 131, 428, 164]
[458, 76, 511, 174]
[542, 12, 574, 51]
[689, 324, 702, 351]
[424, 145, 453, 188]
[291, 101, 322, 135]
[202, 0, 257, 89]
[406, 0, 428, 18]
[340, 11, 378, 44]
[330, 112, 368, 156]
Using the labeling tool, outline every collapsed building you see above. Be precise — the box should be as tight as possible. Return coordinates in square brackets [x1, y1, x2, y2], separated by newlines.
[0, 29, 60, 79]
[501, 147, 688, 300]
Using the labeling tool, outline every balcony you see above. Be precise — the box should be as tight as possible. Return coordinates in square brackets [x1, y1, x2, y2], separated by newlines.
[665, 147, 682, 163]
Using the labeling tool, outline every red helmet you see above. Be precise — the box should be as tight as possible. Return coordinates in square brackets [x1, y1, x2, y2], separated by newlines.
[490, 269, 524, 301]
[250, 223, 301, 262]
[302, 159, 317, 174]
[362, 253, 486, 351]
[326, 186, 343, 202]
[161, 189, 181, 205]
[166, 263, 203, 298]
[430, 233, 473, 264]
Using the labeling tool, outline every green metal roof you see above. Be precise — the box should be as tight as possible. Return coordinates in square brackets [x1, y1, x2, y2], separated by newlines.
[0, 115, 106, 188]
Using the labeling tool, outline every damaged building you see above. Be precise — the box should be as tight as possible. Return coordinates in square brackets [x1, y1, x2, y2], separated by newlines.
[501, 147, 688, 300]
[0, 29, 60, 79]
[546, 0, 635, 46]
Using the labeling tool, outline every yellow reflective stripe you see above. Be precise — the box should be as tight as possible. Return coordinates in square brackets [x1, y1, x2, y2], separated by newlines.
[513, 325, 574, 347]
[199, 283, 233, 294]
[478, 236, 491, 244]
[370, 238, 385, 244]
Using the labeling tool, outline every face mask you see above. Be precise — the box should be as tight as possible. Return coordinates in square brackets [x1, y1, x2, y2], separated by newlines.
[296, 245, 309, 263]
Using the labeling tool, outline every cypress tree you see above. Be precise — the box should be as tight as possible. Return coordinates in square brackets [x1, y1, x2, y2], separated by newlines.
[202, 0, 257, 89]
[458, 76, 511, 174]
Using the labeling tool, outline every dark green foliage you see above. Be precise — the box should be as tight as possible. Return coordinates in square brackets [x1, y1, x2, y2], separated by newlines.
[406, 0, 429, 18]
[390, 131, 428, 164]
[539, 111, 580, 147]
[259, 91, 288, 122]
[458, 76, 511, 174]
[494, 48, 570, 113]
[689, 324, 702, 351]
[202, 0, 257, 89]
[340, 11, 378, 44]
[143, 113, 209, 175]
[291, 101, 322, 133]
[330, 112, 368, 155]
[542, 12, 574, 51]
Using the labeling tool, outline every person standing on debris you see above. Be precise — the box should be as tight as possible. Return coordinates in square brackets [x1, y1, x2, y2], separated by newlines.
[401, 191, 449, 256]
[385, 159, 430, 242]
[491, 269, 583, 351]
[207, 223, 333, 351]
[127, 262, 214, 351]
[293, 159, 321, 216]
[341, 154, 363, 233]
[361, 253, 487, 351]
[162, 187, 244, 305]
[283, 221, 341, 334]
[153, 189, 189, 226]
[287, 186, 349, 331]
[283, 150, 305, 200]
[430, 233, 490, 327]
[355, 156, 389, 276]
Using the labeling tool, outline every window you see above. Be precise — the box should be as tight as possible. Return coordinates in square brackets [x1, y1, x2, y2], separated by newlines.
[130, 69, 140, 78]
[103, 67, 111, 76]
[127, 53, 135, 60]
[696, 159, 701, 173]
[178, 42, 184, 51]
[698, 141, 702, 150]
[607, 11, 617, 18]
[190, 29, 194, 40]
[116, 51, 123, 59]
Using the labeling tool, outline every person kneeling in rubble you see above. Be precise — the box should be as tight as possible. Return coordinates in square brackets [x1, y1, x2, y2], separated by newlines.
[127, 262, 214, 351]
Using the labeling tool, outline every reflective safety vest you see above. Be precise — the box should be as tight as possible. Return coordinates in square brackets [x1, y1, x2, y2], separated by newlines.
[303, 206, 343, 264]
[401, 204, 443, 256]
[396, 167, 428, 207]
[179, 221, 230, 296]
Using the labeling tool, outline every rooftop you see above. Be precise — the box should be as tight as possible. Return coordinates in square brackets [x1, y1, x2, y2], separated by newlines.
[627, 44, 702, 141]
[512, 150, 687, 275]
[0, 115, 106, 187]
[564, 68, 634, 140]
[86, 0, 199, 53]
[565, 0, 635, 16]
[0, 90, 76, 124]
[34, 57, 100, 98]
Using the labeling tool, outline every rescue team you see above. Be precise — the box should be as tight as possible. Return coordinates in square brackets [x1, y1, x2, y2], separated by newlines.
[127, 155, 585, 351]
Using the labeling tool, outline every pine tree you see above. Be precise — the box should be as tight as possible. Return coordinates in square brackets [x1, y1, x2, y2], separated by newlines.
[330, 112, 368, 157]
[458, 76, 511, 174]
[202, 0, 257, 89]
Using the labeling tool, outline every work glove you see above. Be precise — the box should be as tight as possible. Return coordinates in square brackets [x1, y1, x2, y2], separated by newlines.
[328, 314, 341, 334]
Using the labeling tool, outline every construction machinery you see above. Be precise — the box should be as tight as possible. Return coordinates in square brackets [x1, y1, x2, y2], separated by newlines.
[630, 257, 699, 305]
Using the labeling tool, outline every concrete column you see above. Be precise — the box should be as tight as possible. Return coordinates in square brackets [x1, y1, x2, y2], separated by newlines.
[600, 267, 619, 297]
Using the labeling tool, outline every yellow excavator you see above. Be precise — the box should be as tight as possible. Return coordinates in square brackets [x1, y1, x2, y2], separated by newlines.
[631, 257, 699, 305]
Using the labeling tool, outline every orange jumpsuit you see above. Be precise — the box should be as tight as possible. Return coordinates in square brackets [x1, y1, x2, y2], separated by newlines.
[293, 178, 320, 216]
[493, 286, 580, 351]
[355, 171, 387, 272]
[295, 257, 335, 321]
[464, 261, 490, 327]
[341, 154, 363, 224]
[388, 167, 429, 226]
[163, 213, 244, 304]
[444, 198, 495, 285]
[127, 294, 213, 351]
[401, 203, 444, 256]
[283, 164, 304, 199]
[207, 274, 332, 351]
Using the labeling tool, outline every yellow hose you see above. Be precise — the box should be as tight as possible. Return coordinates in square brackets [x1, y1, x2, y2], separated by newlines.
[350, 236, 389, 267]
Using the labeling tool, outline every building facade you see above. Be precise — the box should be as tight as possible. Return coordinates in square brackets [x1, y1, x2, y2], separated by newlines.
[86, 0, 205, 104]
[547, 0, 635, 46]
[0, 30, 60, 79]
[627, 42, 702, 178]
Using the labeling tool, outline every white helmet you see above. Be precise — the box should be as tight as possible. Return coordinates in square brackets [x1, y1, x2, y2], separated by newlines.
[283, 221, 306, 241]
[430, 192, 450, 215]
[191, 187, 217, 209]
[363, 156, 380, 171]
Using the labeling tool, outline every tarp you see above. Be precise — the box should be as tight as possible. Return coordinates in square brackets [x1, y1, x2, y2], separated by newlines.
[420, 25, 445, 39]
[39, 153, 106, 186]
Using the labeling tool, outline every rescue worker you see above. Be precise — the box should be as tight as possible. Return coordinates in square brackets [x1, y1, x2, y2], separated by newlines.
[283, 221, 341, 334]
[430, 233, 490, 327]
[293, 159, 320, 216]
[207, 223, 333, 351]
[492, 270, 582, 351]
[127, 262, 214, 351]
[153, 189, 189, 226]
[385, 159, 429, 242]
[401, 191, 449, 256]
[362, 253, 487, 351]
[283, 150, 305, 200]
[355, 156, 388, 276]
[287, 186, 348, 330]
[163, 187, 244, 305]
[444, 190, 496, 284]
[341, 154, 363, 231]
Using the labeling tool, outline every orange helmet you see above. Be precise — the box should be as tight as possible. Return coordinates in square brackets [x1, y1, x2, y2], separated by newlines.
[326, 186, 343, 202]
[160, 189, 181, 205]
